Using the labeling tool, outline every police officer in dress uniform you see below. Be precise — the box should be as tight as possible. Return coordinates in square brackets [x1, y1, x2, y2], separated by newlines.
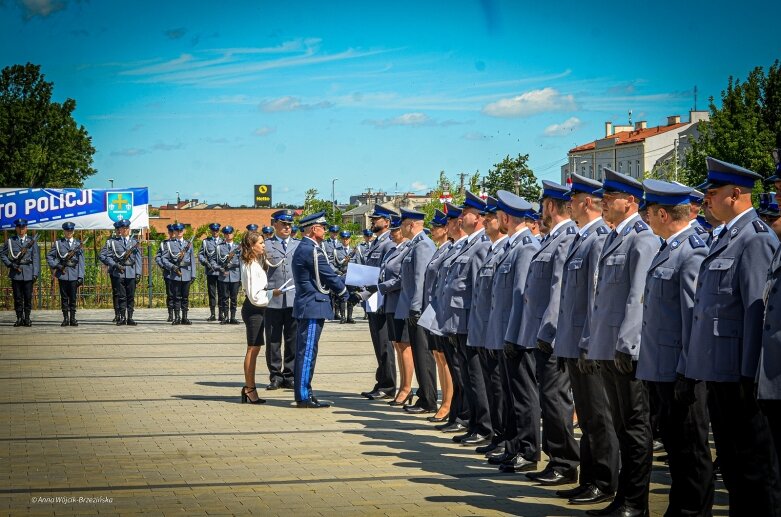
[158, 224, 177, 322]
[335, 230, 357, 323]
[160, 223, 196, 325]
[1, 218, 40, 327]
[518, 181, 581, 485]
[686, 157, 781, 516]
[211, 226, 241, 324]
[291, 212, 351, 408]
[262, 226, 274, 239]
[99, 219, 141, 326]
[246, 224, 258, 232]
[552, 173, 618, 506]
[105, 221, 122, 322]
[199, 222, 223, 321]
[360, 205, 398, 400]
[356, 228, 374, 264]
[636, 179, 714, 516]
[581, 169, 660, 517]
[264, 209, 300, 390]
[47, 222, 85, 327]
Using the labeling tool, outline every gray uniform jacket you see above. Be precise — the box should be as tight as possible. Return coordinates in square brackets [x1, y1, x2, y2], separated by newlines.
[759, 247, 781, 399]
[99, 236, 142, 279]
[518, 220, 578, 348]
[439, 230, 490, 335]
[155, 240, 170, 278]
[1, 235, 41, 281]
[554, 219, 610, 359]
[467, 236, 509, 348]
[354, 241, 371, 265]
[584, 214, 659, 361]
[334, 243, 354, 274]
[265, 236, 299, 309]
[423, 241, 453, 310]
[485, 228, 540, 350]
[210, 241, 241, 283]
[396, 231, 436, 320]
[364, 231, 395, 269]
[159, 239, 196, 282]
[636, 227, 708, 383]
[426, 237, 468, 334]
[687, 209, 779, 382]
[378, 241, 412, 314]
[47, 238, 85, 281]
[198, 237, 223, 277]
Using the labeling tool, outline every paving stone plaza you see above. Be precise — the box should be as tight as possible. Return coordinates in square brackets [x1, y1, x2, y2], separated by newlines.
[1, 308, 728, 516]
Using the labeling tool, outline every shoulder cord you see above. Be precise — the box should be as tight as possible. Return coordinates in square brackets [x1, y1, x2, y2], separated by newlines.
[312, 246, 330, 294]
[7, 239, 20, 260]
[264, 241, 285, 268]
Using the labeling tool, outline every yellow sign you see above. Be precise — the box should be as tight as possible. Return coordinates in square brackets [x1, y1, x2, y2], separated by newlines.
[254, 184, 272, 208]
[258, 185, 268, 194]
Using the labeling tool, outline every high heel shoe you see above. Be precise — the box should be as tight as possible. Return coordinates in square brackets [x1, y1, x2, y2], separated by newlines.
[388, 393, 413, 407]
[241, 386, 266, 404]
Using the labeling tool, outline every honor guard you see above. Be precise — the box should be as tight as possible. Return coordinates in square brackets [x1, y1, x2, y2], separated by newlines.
[211, 226, 240, 324]
[46, 222, 85, 327]
[158, 224, 177, 321]
[325, 225, 340, 256]
[356, 228, 374, 264]
[99, 219, 142, 326]
[264, 209, 300, 390]
[335, 230, 357, 323]
[759, 192, 781, 236]
[160, 222, 196, 325]
[104, 221, 122, 322]
[199, 222, 223, 321]
[261, 226, 274, 238]
[686, 157, 781, 515]
[246, 224, 258, 232]
[1, 218, 40, 327]
[291, 211, 351, 408]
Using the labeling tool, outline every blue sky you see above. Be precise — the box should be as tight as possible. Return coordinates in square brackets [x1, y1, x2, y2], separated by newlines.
[2, 0, 779, 207]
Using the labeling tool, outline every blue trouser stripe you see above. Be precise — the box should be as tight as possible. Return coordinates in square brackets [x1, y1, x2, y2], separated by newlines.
[297, 318, 317, 401]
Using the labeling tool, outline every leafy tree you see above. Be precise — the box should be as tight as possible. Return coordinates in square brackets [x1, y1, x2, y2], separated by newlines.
[483, 153, 541, 201]
[0, 63, 96, 187]
[300, 187, 345, 227]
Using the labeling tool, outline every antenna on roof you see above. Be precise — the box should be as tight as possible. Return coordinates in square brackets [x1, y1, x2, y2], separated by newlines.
[628, 110, 632, 126]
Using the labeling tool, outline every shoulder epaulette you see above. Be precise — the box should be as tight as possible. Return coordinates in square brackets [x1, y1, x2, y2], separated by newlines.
[753, 220, 769, 233]
[634, 220, 649, 232]
[694, 226, 707, 235]
[566, 226, 577, 235]
[689, 234, 706, 249]
[596, 225, 610, 235]
[522, 236, 533, 245]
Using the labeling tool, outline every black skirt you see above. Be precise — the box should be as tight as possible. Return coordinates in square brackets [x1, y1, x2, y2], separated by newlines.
[241, 298, 266, 346]
[386, 312, 410, 343]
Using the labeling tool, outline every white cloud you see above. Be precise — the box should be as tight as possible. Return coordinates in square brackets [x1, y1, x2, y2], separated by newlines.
[463, 131, 489, 141]
[19, 0, 66, 19]
[363, 112, 464, 129]
[410, 181, 429, 192]
[259, 96, 333, 113]
[254, 126, 276, 137]
[482, 87, 577, 118]
[543, 117, 583, 137]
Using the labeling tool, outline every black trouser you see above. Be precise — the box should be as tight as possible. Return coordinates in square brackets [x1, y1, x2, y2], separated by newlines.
[58, 279, 78, 312]
[206, 275, 219, 312]
[708, 380, 781, 517]
[218, 281, 239, 317]
[265, 307, 297, 383]
[367, 312, 396, 394]
[760, 399, 781, 480]
[110, 275, 119, 312]
[462, 338, 492, 437]
[164, 277, 173, 310]
[480, 348, 507, 443]
[504, 346, 540, 461]
[599, 360, 652, 512]
[408, 316, 437, 410]
[535, 349, 579, 473]
[650, 381, 714, 516]
[116, 276, 137, 312]
[567, 358, 618, 494]
[11, 279, 33, 316]
[170, 279, 190, 311]
[442, 335, 468, 425]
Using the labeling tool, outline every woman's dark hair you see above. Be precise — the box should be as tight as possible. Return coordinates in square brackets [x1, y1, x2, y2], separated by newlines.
[241, 231, 264, 266]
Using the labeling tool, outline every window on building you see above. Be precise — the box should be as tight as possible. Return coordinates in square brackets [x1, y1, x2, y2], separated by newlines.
[636, 160, 640, 175]
[619, 161, 623, 172]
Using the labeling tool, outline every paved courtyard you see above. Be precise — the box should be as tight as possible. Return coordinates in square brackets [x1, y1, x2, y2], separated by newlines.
[1, 308, 728, 516]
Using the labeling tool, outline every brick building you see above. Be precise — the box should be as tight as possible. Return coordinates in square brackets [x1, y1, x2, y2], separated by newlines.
[150, 207, 300, 234]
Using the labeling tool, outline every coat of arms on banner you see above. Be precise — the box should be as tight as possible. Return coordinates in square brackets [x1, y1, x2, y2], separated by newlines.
[106, 192, 134, 222]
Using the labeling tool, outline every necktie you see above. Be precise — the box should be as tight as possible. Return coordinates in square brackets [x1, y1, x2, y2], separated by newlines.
[605, 230, 618, 247]
[124, 238, 128, 246]
[718, 226, 728, 240]
[282, 239, 287, 252]
[659, 240, 668, 252]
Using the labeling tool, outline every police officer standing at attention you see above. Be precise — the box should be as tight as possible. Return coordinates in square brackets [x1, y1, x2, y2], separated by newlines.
[2, 218, 40, 327]
[335, 230, 357, 323]
[158, 224, 176, 322]
[212, 226, 241, 325]
[291, 212, 351, 408]
[686, 157, 781, 516]
[199, 222, 222, 322]
[636, 179, 713, 516]
[99, 219, 142, 326]
[104, 221, 122, 322]
[582, 169, 659, 517]
[246, 223, 258, 232]
[356, 228, 374, 264]
[47, 222, 85, 327]
[160, 223, 196, 325]
[262, 226, 275, 239]
[264, 209, 299, 390]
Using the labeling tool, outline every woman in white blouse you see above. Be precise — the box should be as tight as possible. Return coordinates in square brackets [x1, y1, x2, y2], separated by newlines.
[239, 231, 281, 404]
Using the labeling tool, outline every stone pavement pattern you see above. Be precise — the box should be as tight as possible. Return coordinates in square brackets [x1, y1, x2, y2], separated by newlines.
[0, 308, 728, 516]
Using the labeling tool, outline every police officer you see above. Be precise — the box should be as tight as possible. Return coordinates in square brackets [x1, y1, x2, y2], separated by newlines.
[160, 223, 196, 325]
[158, 224, 176, 322]
[264, 209, 300, 390]
[636, 179, 713, 516]
[1, 218, 40, 327]
[552, 173, 617, 505]
[199, 222, 222, 321]
[335, 230, 357, 323]
[356, 228, 374, 264]
[262, 226, 275, 239]
[291, 211, 350, 408]
[246, 224, 258, 232]
[99, 219, 142, 326]
[47, 222, 85, 327]
[686, 157, 781, 516]
[582, 169, 660, 517]
[105, 221, 122, 322]
[519, 181, 580, 485]
[759, 192, 781, 237]
[212, 226, 241, 324]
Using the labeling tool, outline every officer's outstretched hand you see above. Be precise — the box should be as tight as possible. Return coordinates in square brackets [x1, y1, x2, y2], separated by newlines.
[365, 285, 378, 294]
[577, 349, 598, 375]
[536, 339, 553, 355]
[614, 351, 634, 375]
[503, 342, 518, 359]
[348, 292, 363, 305]
[673, 375, 697, 405]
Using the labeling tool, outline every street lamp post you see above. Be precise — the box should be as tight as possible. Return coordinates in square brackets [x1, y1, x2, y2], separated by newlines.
[176, 191, 180, 208]
[331, 178, 338, 219]
[673, 134, 688, 182]
[109, 178, 114, 189]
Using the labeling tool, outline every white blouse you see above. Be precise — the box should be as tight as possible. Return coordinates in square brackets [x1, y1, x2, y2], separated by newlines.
[240, 260, 274, 307]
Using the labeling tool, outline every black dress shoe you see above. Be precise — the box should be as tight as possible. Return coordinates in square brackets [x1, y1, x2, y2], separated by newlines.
[586, 503, 642, 517]
[266, 379, 282, 390]
[556, 483, 590, 498]
[360, 389, 374, 398]
[281, 379, 295, 389]
[296, 399, 331, 408]
[460, 433, 491, 446]
[499, 456, 537, 473]
[452, 431, 471, 443]
[403, 404, 434, 414]
[427, 414, 449, 423]
[575, 486, 616, 506]
[484, 446, 505, 458]
[487, 450, 514, 464]
[366, 389, 393, 400]
[529, 468, 578, 486]
[475, 442, 498, 454]
[438, 422, 467, 433]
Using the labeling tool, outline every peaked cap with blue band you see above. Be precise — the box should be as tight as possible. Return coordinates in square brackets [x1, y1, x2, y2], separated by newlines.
[208, 222, 221, 232]
[368, 204, 395, 219]
[362, 228, 373, 236]
[389, 215, 402, 229]
[246, 224, 258, 231]
[299, 211, 328, 229]
[596, 168, 645, 199]
[62, 221, 76, 231]
[697, 156, 763, 190]
[400, 207, 426, 221]
[328, 225, 340, 233]
[262, 226, 274, 235]
[171, 222, 183, 231]
[460, 190, 487, 213]
[444, 202, 462, 219]
[569, 172, 603, 197]
[695, 215, 713, 230]
[496, 190, 533, 218]
[340, 230, 352, 238]
[222, 225, 234, 234]
[431, 208, 448, 226]
[166, 224, 174, 232]
[485, 195, 499, 214]
[541, 180, 572, 201]
[271, 209, 295, 222]
[642, 179, 692, 206]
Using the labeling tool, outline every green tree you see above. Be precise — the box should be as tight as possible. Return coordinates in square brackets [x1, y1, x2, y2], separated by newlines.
[483, 153, 541, 201]
[300, 187, 345, 227]
[0, 63, 96, 187]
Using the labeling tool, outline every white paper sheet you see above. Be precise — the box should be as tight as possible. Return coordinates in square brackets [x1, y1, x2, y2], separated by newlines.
[365, 291, 384, 313]
[345, 263, 381, 287]
[417, 304, 442, 336]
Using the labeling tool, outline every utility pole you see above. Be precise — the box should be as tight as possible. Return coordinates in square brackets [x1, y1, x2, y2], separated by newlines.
[458, 172, 467, 195]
